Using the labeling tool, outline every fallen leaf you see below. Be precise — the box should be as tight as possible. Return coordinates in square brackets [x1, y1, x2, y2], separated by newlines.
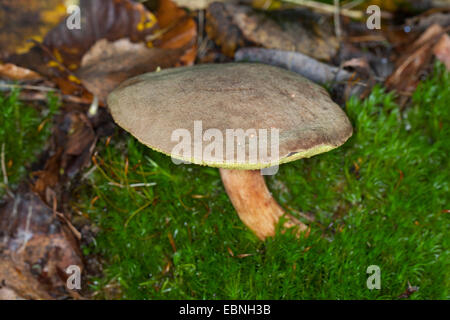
[8, 0, 197, 101]
[0, 63, 42, 81]
[386, 24, 446, 105]
[433, 33, 450, 70]
[0, 191, 83, 299]
[405, 8, 450, 33]
[341, 57, 377, 100]
[206, 2, 247, 57]
[155, 0, 198, 65]
[230, 4, 339, 61]
[0, 0, 67, 58]
[75, 38, 191, 102]
[38, 0, 158, 71]
[33, 111, 96, 197]
[7, 0, 159, 99]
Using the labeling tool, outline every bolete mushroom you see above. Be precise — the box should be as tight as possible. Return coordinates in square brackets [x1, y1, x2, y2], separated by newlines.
[107, 63, 352, 240]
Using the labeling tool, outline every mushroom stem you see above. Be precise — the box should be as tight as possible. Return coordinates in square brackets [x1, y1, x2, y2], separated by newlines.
[219, 168, 309, 240]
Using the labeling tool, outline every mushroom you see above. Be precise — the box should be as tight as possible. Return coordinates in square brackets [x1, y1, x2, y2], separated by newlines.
[107, 63, 352, 240]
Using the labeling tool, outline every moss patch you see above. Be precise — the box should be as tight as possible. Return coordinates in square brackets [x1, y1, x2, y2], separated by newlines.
[75, 63, 449, 299]
[0, 89, 59, 197]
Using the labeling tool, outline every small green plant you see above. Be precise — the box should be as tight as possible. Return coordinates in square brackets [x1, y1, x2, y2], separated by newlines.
[77, 63, 449, 299]
[0, 89, 59, 197]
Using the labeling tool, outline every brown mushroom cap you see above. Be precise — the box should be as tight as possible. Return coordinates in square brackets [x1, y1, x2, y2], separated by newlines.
[107, 63, 352, 169]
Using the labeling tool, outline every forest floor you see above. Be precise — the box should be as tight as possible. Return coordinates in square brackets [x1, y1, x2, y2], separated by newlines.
[65, 63, 449, 299]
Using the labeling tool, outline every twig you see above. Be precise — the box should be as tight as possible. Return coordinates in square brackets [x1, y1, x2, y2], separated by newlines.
[0, 83, 57, 92]
[342, 0, 364, 10]
[0, 82, 93, 104]
[0, 144, 13, 198]
[81, 165, 97, 180]
[196, 9, 210, 60]
[129, 183, 157, 188]
[334, 0, 342, 40]
[347, 35, 387, 42]
[16, 91, 92, 105]
[282, 0, 364, 19]
[56, 212, 82, 240]
[107, 181, 156, 188]
[1, 143, 8, 186]
[197, 9, 204, 48]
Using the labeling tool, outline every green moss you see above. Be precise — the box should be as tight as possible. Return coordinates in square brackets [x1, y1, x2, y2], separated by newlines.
[76, 63, 449, 299]
[0, 89, 59, 197]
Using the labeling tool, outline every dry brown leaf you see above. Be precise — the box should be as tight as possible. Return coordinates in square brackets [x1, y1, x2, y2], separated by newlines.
[207, 3, 338, 61]
[206, 2, 247, 58]
[74, 0, 198, 101]
[235, 5, 338, 61]
[386, 24, 446, 105]
[155, 0, 197, 65]
[8, 0, 196, 101]
[433, 33, 450, 70]
[33, 112, 96, 197]
[76, 38, 191, 102]
[0, 0, 67, 58]
[341, 57, 376, 100]
[0, 192, 83, 300]
[405, 8, 450, 32]
[7, 0, 159, 100]
[0, 63, 42, 81]
[39, 0, 159, 71]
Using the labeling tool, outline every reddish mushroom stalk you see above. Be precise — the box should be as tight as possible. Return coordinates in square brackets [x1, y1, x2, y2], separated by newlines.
[220, 168, 308, 240]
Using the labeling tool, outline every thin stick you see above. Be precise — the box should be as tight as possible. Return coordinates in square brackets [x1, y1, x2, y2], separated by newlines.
[107, 181, 156, 188]
[56, 212, 82, 240]
[0, 83, 92, 104]
[1, 143, 8, 186]
[0, 83, 57, 92]
[197, 9, 204, 48]
[0, 143, 14, 199]
[0, 143, 13, 202]
[16, 91, 92, 105]
[282, 0, 364, 19]
[334, 0, 342, 40]
[342, 0, 364, 10]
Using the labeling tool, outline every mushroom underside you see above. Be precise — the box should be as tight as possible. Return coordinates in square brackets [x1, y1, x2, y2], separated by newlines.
[219, 168, 308, 240]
